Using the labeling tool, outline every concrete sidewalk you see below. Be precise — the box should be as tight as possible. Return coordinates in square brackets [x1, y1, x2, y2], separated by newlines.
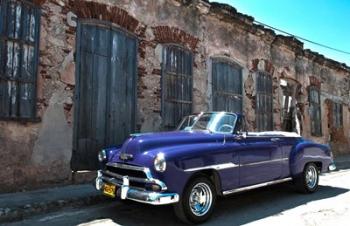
[0, 184, 110, 223]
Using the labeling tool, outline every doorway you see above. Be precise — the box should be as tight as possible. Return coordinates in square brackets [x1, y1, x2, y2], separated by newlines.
[72, 21, 137, 170]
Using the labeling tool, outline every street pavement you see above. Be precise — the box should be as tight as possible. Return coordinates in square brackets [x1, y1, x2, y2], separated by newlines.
[4, 169, 350, 226]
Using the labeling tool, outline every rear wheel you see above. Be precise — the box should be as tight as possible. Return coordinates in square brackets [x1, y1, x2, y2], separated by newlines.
[294, 163, 319, 193]
[174, 177, 216, 224]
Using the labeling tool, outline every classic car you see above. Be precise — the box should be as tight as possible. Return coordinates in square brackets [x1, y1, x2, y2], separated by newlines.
[95, 112, 336, 224]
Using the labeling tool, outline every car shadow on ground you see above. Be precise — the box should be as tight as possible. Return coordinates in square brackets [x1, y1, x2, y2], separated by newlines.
[87, 182, 349, 226]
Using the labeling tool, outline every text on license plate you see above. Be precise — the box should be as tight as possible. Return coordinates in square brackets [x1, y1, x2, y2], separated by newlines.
[103, 184, 116, 198]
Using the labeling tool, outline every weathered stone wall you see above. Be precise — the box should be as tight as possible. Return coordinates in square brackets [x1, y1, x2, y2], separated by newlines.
[0, 0, 349, 192]
[0, 0, 76, 192]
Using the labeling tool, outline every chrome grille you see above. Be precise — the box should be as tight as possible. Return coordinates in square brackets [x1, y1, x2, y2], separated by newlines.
[102, 163, 150, 189]
[101, 162, 167, 191]
[105, 165, 147, 179]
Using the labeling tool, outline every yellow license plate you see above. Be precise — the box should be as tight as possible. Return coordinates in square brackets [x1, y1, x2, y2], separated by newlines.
[103, 184, 116, 198]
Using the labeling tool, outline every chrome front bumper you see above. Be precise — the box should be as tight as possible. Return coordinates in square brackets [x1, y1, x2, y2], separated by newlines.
[95, 171, 179, 205]
[328, 163, 337, 171]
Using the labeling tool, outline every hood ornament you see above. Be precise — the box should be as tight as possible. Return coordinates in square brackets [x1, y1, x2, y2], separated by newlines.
[119, 153, 134, 161]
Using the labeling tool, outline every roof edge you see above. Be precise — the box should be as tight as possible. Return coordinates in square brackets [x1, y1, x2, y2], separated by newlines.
[178, 0, 350, 73]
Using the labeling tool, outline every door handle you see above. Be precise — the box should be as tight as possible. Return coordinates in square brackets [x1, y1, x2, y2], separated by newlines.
[270, 138, 280, 142]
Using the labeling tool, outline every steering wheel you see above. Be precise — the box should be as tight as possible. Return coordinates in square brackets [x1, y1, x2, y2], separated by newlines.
[218, 124, 234, 133]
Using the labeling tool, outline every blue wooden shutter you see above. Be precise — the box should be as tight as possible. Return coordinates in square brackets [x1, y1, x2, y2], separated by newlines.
[308, 86, 322, 136]
[73, 22, 137, 170]
[333, 102, 343, 128]
[256, 71, 273, 131]
[212, 60, 242, 113]
[0, 0, 40, 120]
[162, 45, 193, 129]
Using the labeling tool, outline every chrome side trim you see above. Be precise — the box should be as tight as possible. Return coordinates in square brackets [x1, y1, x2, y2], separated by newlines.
[242, 158, 289, 167]
[303, 155, 332, 160]
[184, 162, 239, 172]
[184, 158, 289, 172]
[222, 177, 293, 195]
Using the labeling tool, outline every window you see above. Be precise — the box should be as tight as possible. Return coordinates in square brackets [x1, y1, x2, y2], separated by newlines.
[162, 45, 193, 129]
[333, 102, 342, 128]
[308, 86, 322, 136]
[212, 59, 242, 113]
[0, 0, 40, 120]
[256, 71, 273, 131]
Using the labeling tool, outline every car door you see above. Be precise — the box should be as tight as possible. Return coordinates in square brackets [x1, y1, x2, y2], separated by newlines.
[238, 136, 283, 187]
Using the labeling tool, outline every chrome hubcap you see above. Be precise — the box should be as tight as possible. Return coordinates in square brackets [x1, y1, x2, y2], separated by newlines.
[305, 166, 318, 189]
[189, 183, 213, 216]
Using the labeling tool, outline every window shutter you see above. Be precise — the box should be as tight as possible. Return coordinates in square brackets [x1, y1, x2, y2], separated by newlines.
[212, 59, 243, 113]
[162, 45, 193, 129]
[308, 86, 322, 136]
[0, 0, 40, 120]
[333, 102, 342, 128]
[256, 71, 273, 131]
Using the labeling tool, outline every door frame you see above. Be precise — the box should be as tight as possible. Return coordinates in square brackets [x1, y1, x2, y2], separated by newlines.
[71, 19, 138, 171]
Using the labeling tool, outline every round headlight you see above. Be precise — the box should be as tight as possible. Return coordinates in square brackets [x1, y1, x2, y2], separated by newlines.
[98, 149, 107, 162]
[154, 153, 166, 172]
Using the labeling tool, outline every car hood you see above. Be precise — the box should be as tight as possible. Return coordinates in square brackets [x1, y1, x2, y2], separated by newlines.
[111, 131, 224, 160]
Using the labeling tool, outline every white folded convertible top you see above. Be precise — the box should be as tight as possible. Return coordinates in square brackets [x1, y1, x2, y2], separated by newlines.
[247, 131, 301, 137]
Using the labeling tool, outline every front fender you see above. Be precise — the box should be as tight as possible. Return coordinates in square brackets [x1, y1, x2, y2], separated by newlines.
[151, 142, 241, 196]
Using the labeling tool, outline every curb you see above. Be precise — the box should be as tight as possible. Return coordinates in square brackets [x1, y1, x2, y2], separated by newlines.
[334, 155, 350, 170]
[0, 192, 111, 223]
[335, 162, 350, 170]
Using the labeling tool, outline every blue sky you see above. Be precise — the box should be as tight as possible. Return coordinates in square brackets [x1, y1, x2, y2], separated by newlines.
[211, 0, 350, 66]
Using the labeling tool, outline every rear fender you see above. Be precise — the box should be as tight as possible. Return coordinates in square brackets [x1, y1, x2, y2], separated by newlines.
[289, 140, 332, 177]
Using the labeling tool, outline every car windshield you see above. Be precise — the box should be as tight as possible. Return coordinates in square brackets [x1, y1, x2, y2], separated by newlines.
[191, 112, 237, 134]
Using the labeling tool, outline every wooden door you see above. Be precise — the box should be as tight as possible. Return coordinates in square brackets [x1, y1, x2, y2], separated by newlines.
[72, 22, 137, 170]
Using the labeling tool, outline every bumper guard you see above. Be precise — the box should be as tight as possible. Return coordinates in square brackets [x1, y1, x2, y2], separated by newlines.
[328, 163, 337, 171]
[96, 171, 179, 205]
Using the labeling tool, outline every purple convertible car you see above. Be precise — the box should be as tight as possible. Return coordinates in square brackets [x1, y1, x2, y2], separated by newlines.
[95, 112, 336, 224]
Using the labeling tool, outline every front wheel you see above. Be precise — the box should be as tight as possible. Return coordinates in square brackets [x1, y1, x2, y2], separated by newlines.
[294, 163, 319, 193]
[174, 177, 216, 224]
